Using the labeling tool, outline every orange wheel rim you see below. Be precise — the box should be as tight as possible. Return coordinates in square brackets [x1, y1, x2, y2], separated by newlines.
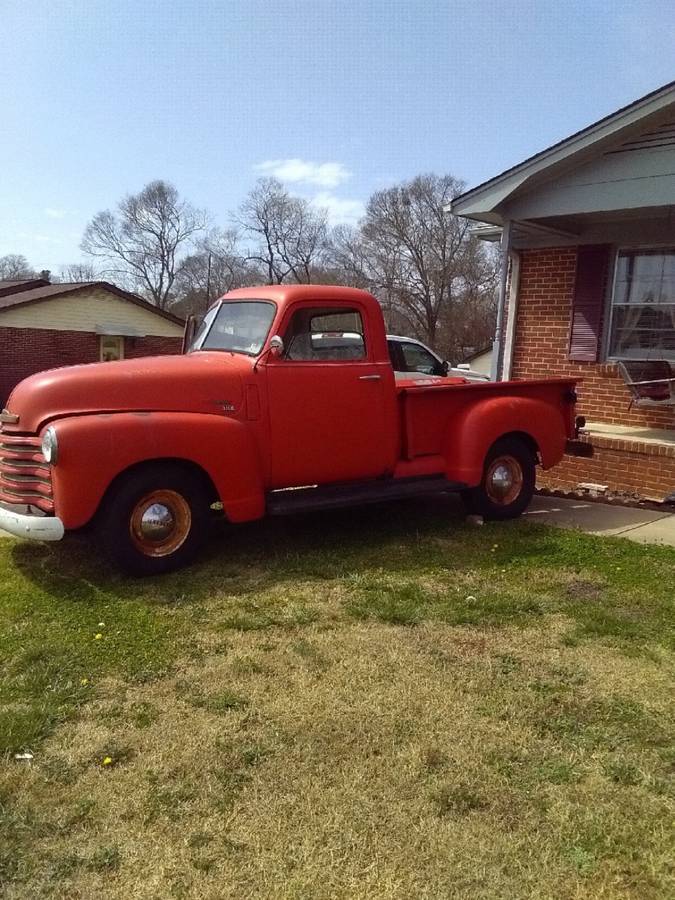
[485, 455, 523, 506]
[129, 489, 191, 557]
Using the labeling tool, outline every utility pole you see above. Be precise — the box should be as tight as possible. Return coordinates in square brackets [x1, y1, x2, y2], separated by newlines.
[205, 252, 212, 312]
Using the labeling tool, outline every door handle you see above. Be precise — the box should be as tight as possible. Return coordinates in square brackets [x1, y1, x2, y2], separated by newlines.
[359, 374, 381, 381]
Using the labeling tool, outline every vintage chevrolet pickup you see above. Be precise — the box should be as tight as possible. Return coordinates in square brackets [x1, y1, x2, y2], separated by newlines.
[0, 285, 581, 574]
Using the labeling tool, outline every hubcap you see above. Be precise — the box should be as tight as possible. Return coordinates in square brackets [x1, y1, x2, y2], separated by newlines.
[130, 490, 191, 557]
[485, 455, 523, 506]
[140, 503, 175, 542]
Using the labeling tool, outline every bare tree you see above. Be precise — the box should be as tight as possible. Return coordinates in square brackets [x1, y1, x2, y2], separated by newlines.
[236, 178, 327, 284]
[81, 180, 208, 309]
[328, 174, 498, 359]
[327, 225, 373, 289]
[173, 228, 261, 315]
[58, 262, 100, 283]
[0, 254, 36, 280]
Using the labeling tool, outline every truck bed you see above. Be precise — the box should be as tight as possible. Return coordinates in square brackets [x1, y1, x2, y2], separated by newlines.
[396, 376, 578, 461]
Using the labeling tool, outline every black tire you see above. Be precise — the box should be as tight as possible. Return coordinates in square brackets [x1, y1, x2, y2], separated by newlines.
[97, 463, 210, 576]
[461, 437, 536, 521]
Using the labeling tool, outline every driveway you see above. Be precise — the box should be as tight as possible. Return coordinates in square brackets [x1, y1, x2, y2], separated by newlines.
[525, 494, 675, 546]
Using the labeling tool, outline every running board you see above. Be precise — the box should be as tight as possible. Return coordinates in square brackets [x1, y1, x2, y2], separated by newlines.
[266, 476, 466, 516]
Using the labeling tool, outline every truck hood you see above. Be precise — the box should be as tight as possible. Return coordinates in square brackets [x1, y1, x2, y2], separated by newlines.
[5, 351, 250, 433]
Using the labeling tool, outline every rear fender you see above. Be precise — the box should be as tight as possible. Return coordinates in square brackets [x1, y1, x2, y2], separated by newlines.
[443, 396, 568, 487]
[50, 412, 265, 529]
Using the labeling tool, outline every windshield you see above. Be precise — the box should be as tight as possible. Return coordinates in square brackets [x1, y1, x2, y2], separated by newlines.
[190, 301, 276, 355]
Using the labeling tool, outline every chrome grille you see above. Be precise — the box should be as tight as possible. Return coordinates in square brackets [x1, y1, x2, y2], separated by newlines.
[0, 430, 54, 512]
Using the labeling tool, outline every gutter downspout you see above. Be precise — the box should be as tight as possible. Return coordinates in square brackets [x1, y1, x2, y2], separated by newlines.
[501, 249, 521, 381]
[491, 219, 512, 381]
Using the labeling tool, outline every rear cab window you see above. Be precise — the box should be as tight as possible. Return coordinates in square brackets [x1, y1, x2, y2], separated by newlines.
[284, 307, 367, 361]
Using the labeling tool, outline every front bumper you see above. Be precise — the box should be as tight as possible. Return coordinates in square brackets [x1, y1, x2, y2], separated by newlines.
[0, 503, 64, 541]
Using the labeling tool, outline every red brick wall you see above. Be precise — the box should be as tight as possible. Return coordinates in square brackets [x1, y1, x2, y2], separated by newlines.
[0, 327, 182, 405]
[511, 247, 675, 430]
[537, 432, 675, 502]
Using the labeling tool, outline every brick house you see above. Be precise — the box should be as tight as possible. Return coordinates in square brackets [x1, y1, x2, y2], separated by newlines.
[0, 278, 184, 405]
[450, 80, 675, 503]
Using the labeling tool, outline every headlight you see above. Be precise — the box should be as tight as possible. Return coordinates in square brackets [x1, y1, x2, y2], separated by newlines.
[41, 426, 59, 464]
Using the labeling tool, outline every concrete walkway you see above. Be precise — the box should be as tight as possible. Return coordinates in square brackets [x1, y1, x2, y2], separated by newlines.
[525, 495, 675, 546]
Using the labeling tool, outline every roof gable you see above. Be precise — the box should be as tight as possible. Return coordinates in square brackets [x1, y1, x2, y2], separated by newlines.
[504, 131, 675, 222]
[450, 80, 675, 225]
[0, 281, 184, 326]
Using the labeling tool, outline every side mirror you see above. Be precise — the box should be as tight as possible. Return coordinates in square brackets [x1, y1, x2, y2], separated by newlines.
[253, 334, 285, 372]
[182, 314, 197, 354]
[269, 335, 284, 357]
[441, 360, 450, 376]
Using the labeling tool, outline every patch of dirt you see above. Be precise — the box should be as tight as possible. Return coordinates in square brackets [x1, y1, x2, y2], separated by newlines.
[565, 579, 604, 601]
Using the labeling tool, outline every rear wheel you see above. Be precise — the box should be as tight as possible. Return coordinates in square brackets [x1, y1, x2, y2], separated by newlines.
[462, 437, 536, 521]
[98, 464, 210, 575]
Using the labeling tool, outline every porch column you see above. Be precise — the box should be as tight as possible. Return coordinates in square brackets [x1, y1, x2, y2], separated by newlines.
[491, 219, 512, 381]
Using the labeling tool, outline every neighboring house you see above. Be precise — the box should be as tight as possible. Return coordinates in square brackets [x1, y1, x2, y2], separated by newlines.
[450, 80, 675, 502]
[0, 278, 184, 405]
[461, 346, 493, 377]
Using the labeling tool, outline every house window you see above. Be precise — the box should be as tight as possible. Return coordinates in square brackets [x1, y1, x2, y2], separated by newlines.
[100, 335, 124, 361]
[608, 249, 675, 360]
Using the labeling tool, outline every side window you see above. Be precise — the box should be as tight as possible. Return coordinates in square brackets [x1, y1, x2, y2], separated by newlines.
[284, 307, 366, 361]
[387, 339, 402, 370]
[400, 341, 440, 375]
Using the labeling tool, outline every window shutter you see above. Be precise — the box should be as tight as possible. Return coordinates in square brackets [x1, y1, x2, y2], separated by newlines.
[568, 245, 611, 362]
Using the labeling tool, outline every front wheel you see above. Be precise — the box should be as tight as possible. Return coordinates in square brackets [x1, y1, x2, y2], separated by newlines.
[462, 437, 536, 521]
[97, 464, 210, 575]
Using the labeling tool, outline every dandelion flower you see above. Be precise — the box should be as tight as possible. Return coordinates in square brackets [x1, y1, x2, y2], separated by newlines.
[94, 633, 103, 640]
[102, 757, 112, 766]
[81, 678, 89, 686]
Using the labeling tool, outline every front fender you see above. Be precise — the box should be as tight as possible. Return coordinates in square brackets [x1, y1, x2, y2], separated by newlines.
[50, 412, 265, 529]
[444, 396, 568, 487]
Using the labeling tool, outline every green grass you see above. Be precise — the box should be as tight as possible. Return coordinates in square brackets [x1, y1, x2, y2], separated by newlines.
[1, 495, 674, 898]
[0, 540, 179, 754]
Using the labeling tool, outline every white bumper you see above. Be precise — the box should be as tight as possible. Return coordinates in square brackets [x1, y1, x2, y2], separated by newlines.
[0, 504, 65, 541]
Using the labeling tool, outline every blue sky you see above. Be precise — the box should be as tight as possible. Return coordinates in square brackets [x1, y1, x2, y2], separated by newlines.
[2, 0, 674, 273]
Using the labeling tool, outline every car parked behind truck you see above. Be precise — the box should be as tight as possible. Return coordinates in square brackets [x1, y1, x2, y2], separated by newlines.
[387, 334, 490, 382]
[0, 285, 582, 575]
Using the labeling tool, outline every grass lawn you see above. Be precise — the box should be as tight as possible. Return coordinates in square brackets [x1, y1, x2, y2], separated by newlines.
[1, 496, 673, 899]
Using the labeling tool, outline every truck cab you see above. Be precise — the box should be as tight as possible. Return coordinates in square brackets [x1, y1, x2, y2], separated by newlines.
[0, 285, 579, 574]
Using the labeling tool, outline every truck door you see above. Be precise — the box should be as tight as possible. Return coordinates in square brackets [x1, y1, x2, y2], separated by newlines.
[265, 302, 394, 488]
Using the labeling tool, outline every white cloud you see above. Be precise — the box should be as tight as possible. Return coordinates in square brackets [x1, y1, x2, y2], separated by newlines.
[311, 192, 365, 226]
[254, 158, 352, 189]
[44, 207, 67, 219]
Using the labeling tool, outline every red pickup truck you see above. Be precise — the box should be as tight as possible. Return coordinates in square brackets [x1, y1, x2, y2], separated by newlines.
[0, 285, 580, 575]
